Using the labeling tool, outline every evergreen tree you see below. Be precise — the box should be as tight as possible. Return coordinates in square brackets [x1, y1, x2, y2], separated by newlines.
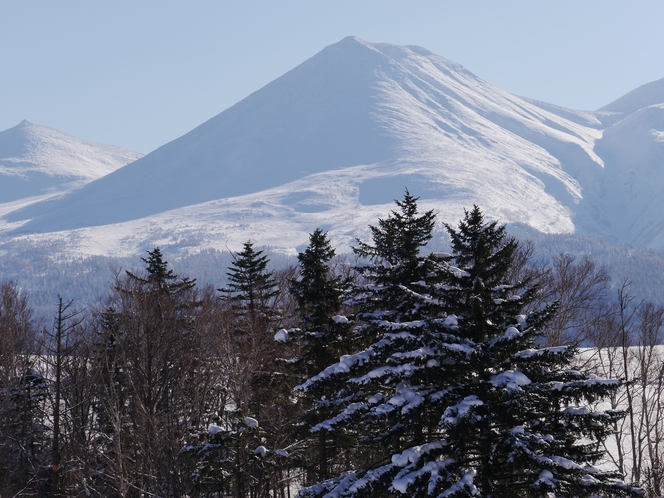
[220, 241, 282, 435]
[442, 205, 522, 343]
[345, 189, 444, 352]
[296, 191, 447, 494]
[353, 189, 438, 323]
[289, 228, 351, 375]
[432, 207, 637, 496]
[127, 247, 196, 294]
[297, 204, 639, 497]
[287, 229, 354, 483]
[221, 241, 279, 320]
[191, 242, 293, 496]
[291, 228, 344, 331]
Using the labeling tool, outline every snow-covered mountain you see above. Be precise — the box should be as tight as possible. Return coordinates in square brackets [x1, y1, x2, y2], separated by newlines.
[0, 121, 143, 231]
[2, 37, 664, 257]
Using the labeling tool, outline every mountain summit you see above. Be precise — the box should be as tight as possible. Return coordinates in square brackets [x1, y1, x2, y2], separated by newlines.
[3, 37, 664, 254]
[0, 120, 142, 203]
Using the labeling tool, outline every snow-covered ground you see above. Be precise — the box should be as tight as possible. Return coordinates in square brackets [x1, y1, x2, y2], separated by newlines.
[578, 345, 664, 486]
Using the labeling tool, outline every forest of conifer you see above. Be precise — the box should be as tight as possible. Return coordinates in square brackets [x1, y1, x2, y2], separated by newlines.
[2, 194, 663, 497]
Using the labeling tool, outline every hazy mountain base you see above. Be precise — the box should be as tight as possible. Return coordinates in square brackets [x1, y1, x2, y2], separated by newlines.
[2, 227, 663, 322]
[0, 242, 295, 321]
[511, 225, 664, 304]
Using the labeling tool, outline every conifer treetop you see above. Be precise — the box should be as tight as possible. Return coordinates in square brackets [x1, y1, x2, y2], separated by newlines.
[222, 240, 278, 316]
[444, 205, 518, 287]
[354, 189, 435, 266]
[125, 247, 196, 294]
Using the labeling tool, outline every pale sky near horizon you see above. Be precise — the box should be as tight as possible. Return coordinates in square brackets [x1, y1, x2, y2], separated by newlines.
[1, 1, 663, 154]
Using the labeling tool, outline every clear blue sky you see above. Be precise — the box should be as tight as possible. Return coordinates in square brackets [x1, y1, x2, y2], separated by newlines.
[2, 1, 663, 153]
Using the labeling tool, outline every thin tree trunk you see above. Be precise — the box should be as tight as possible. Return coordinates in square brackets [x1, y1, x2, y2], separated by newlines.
[51, 297, 65, 497]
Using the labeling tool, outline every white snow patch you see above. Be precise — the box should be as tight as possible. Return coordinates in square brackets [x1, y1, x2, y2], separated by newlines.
[537, 469, 555, 486]
[368, 393, 384, 404]
[491, 370, 531, 390]
[442, 395, 483, 425]
[516, 346, 568, 358]
[651, 129, 664, 142]
[255, 445, 267, 456]
[504, 326, 520, 339]
[244, 416, 259, 428]
[208, 423, 223, 436]
[274, 329, 289, 342]
[391, 441, 446, 467]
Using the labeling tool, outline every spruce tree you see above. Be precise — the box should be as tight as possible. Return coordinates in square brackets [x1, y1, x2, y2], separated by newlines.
[353, 189, 438, 323]
[287, 228, 354, 483]
[221, 241, 279, 320]
[291, 228, 344, 331]
[126, 247, 196, 294]
[195, 241, 290, 495]
[296, 191, 447, 495]
[432, 206, 637, 496]
[297, 204, 639, 497]
[289, 228, 351, 375]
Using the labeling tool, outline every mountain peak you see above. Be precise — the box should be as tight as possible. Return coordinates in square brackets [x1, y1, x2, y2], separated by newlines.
[4, 38, 664, 255]
[599, 76, 664, 115]
[4, 37, 582, 236]
[329, 36, 462, 73]
[1, 121, 143, 178]
[0, 121, 143, 204]
[338, 35, 372, 46]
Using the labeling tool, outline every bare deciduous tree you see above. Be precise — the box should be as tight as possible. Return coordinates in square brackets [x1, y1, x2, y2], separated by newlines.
[539, 253, 611, 346]
[584, 280, 664, 496]
[88, 250, 213, 497]
[0, 280, 49, 496]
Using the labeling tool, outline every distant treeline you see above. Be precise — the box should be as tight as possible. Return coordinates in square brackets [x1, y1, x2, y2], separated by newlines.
[1, 223, 663, 322]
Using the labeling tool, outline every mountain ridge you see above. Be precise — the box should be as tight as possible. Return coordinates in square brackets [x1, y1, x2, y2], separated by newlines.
[1, 37, 663, 257]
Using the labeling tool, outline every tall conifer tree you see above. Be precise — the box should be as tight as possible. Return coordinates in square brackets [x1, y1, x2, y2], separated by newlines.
[288, 228, 353, 483]
[190, 242, 288, 496]
[352, 189, 438, 323]
[291, 228, 344, 331]
[127, 247, 196, 294]
[221, 241, 278, 321]
[290, 228, 350, 374]
[297, 191, 447, 494]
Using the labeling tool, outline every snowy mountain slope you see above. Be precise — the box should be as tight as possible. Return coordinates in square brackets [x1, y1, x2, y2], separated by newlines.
[594, 103, 664, 246]
[598, 77, 664, 123]
[0, 120, 143, 208]
[2, 37, 664, 256]
[7, 37, 398, 231]
[8, 37, 602, 236]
